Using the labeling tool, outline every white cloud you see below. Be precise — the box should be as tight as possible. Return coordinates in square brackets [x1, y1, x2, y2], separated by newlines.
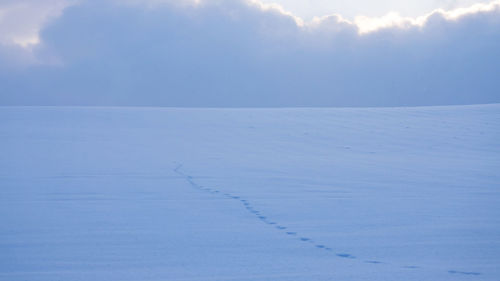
[1, 0, 498, 48]
[246, 0, 304, 26]
[246, 0, 500, 34]
[0, 0, 75, 47]
[351, 0, 500, 34]
[258, 0, 493, 19]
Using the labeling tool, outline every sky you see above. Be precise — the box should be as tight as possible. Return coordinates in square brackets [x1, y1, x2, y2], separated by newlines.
[0, 0, 499, 107]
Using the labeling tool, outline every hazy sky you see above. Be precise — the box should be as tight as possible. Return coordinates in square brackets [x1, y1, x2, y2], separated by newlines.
[0, 0, 499, 107]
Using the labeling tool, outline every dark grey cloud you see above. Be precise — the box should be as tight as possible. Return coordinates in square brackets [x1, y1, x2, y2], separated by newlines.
[1, 0, 499, 107]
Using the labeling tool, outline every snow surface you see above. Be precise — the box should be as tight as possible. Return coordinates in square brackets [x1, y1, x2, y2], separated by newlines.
[1, 105, 499, 280]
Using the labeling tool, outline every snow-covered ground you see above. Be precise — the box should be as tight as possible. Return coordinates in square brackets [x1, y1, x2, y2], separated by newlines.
[1, 105, 499, 281]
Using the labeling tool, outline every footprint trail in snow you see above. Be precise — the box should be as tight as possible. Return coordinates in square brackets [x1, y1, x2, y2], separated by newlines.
[173, 164, 481, 277]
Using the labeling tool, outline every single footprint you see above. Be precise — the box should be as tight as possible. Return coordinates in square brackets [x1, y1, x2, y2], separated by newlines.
[448, 270, 480, 276]
[365, 260, 382, 264]
[336, 253, 355, 259]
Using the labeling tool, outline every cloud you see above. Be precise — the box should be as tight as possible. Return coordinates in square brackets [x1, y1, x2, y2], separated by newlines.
[351, 0, 500, 33]
[0, 0, 74, 47]
[0, 0, 499, 106]
[0, 0, 75, 71]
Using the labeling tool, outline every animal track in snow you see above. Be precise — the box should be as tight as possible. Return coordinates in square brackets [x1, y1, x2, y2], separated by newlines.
[448, 270, 481, 276]
[336, 253, 356, 259]
[364, 260, 383, 264]
[174, 164, 356, 258]
[173, 164, 482, 277]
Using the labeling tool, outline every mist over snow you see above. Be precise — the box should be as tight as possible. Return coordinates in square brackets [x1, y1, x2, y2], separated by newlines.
[1, 0, 500, 106]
